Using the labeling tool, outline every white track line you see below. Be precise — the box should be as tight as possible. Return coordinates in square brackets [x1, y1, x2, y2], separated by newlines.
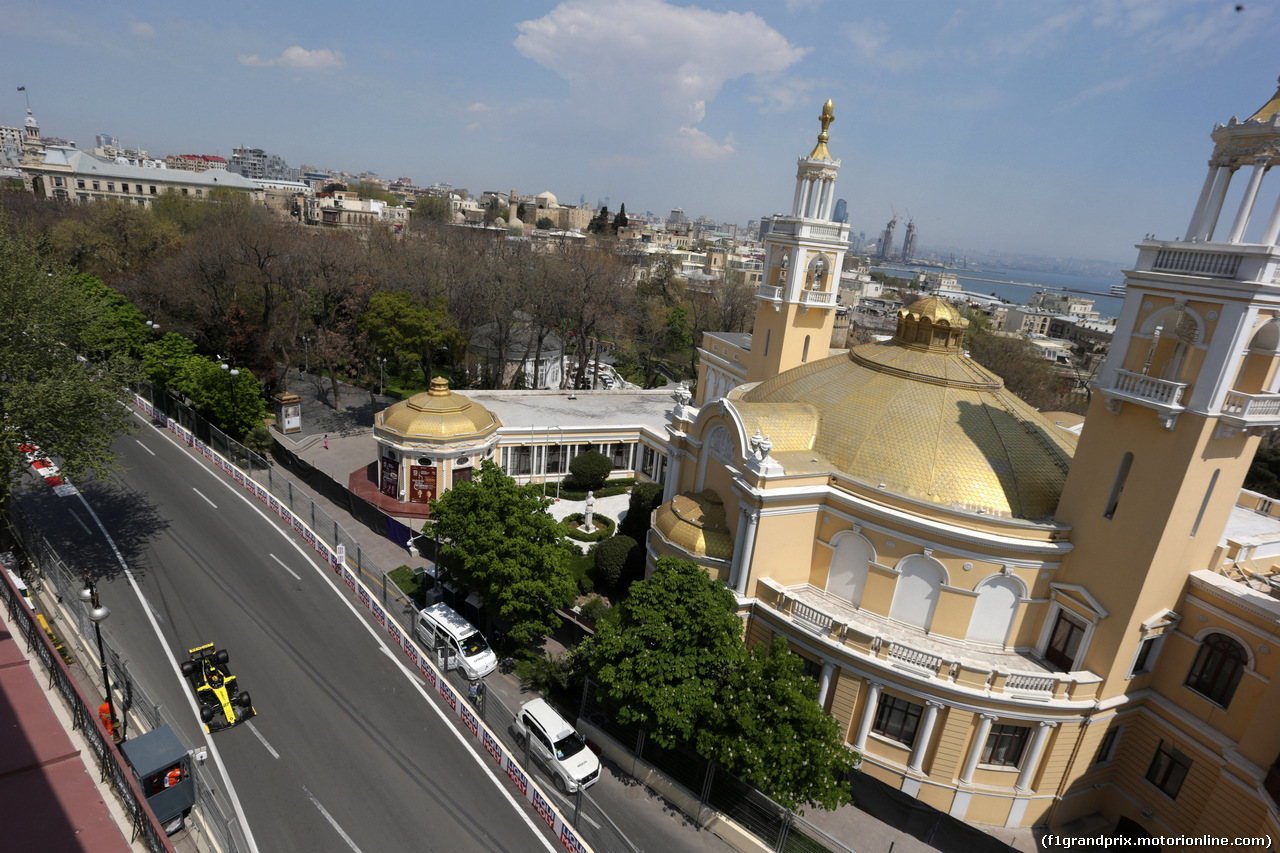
[245, 722, 279, 759]
[302, 786, 364, 853]
[134, 409, 558, 853]
[68, 508, 93, 535]
[192, 488, 217, 508]
[269, 553, 301, 581]
[134, 439, 156, 456]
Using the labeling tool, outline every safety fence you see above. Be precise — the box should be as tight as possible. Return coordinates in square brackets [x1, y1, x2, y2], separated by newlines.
[579, 680, 855, 853]
[0, 551, 176, 853]
[9, 504, 252, 853]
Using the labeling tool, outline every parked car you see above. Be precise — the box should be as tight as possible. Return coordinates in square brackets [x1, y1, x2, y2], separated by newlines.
[513, 698, 601, 794]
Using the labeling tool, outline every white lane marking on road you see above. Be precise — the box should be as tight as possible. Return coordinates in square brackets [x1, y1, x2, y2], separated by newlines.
[134, 439, 156, 456]
[135, 409, 558, 853]
[192, 488, 218, 508]
[302, 786, 365, 853]
[68, 508, 93, 535]
[245, 722, 279, 759]
[269, 553, 302, 581]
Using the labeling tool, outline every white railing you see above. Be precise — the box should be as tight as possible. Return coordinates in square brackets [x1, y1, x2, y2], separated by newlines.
[768, 221, 797, 236]
[757, 284, 783, 301]
[1153, 248, 1242, 278]
[803, 223, 845, 239]
[1006, 673, 1055, 694]
[888, 643, 942, 673]
[791, 600, 834, 634]
[801, 289, 836, 306]
[1221, 390, 1280, 420]
[1112, 369, 1188, 407]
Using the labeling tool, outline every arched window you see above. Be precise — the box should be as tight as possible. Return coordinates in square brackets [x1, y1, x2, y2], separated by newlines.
[966, 576, 1022, 646]
[1141, 307, 1199, 382]
[826, 535, 873, 608]
[1185, 633, 1247, 707]
[888, 556, 945, 631]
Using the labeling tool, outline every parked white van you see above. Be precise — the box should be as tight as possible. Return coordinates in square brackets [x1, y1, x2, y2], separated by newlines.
[414, 603, 497, 679]
[513, 698, 600, 794]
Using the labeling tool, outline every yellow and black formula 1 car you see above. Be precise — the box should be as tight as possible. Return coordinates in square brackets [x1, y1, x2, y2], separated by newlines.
[181, 643, 256, 733]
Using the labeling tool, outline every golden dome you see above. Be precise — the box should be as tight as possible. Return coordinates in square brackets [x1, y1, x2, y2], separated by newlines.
[654, 490, 735, 560]
[807, 99, 835, 160]
[376, 377, 500, 442]
[738, 334, 1076, 520]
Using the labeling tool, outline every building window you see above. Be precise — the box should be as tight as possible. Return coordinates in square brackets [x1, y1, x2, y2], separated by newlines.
[506, 445, 532, 476]
[1129, 636, 1160, 678]
[1045, 609, 1087, 671]
[107, 182, 114, 192]
[1261, 498, 1274, 515]
[1145, 740, 1191, 799]
[1095, 727, 1121, 765]
[872, 694, 923, 747]
[53, 177, 63, 187]
[92, 181, 100, 190]
[610, 442, 632, 471]
[77, 179, 85, 189]
[181, 188, 188, 195]
[150, 186, 157, 194]
[196, 189, 202, 197]
[136, 184, 143, 193]
[1185, 633, 1247, 707]
[981, 724, 1031, 768]
[888, 555, 944, 631]
[121, 183, 129, 193]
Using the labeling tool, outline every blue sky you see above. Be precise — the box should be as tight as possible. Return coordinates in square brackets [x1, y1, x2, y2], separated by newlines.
[6, 0, 1278, 263]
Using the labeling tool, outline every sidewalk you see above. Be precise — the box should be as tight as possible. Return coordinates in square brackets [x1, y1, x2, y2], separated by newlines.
[261, 372, 1045, 853]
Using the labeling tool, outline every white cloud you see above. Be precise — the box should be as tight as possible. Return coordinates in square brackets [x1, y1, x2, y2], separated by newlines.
[467, 102, 490, 112]
[844, 20, 928, 73]
[515, 0, 807, 153]
[674, 126, 736, 160]
[238, 46, 345, 71]
[464, 122, 482, 133]
[130, 22, 155, 37]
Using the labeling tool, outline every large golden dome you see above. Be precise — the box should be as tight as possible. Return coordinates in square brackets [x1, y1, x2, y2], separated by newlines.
[376, 377, 500, 442]
[736, 304, 1076, 520]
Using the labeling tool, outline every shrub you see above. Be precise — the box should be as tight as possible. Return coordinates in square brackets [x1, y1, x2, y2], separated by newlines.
[557, 478, 633, 502]
[593, 534, 638, 589]
[620, 481, 664, 540]
[562, 512, 615, 542]
[568, 450, 613, 491]
[580, 595, 609, 622]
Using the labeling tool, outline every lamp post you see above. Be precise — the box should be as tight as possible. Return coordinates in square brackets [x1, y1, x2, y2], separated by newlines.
[221, 360, 240, 433]
[79, 572, 122, 744]
[145, 320, 160, 334]
[302, 336, 311, 373]
[378, 357, 386, 396]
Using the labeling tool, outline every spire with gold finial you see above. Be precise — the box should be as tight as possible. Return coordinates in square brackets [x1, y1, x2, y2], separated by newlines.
[807, 99, 835, 160]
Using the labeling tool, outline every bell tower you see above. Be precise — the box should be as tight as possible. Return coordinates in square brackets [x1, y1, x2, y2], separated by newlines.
[746, 100, 850, 384]
[1055, 79, 1280, 695]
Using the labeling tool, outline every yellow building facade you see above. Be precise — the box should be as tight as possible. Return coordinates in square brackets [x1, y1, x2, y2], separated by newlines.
[653, 85, 1280, 843]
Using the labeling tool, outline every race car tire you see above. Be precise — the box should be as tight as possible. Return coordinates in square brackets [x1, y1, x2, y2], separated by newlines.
[200, 706, 215, 724]
[216, 649, 229, 664]
[238, 691, 252, 708]
[180, 661, 196, 677]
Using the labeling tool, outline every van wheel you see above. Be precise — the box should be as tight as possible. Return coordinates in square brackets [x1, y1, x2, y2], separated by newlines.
[553, 774, 568, 794]
[514, 734, 526, 751]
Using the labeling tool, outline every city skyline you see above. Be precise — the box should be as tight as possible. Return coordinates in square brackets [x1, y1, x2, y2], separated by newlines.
[7, 0, 1278, 263]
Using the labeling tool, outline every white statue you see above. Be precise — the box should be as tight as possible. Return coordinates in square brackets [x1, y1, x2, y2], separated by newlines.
[584, 490, 596, 530]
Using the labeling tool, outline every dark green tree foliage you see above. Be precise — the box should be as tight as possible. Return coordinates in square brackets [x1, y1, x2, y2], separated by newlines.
[568, 449, 613, 491]
[322, 182, 347, 193]
[1246, 441, 1280, 498]
[413, 196, 452, 223]
[620, 481, 663, 540]
[592, 534, 637, 588]
[536, 217, 555, 231]
[429, 460, 577, 643]
[587, 207, 610, 234]
[612, 203, 628, 232]
[0, 218, 140, 509]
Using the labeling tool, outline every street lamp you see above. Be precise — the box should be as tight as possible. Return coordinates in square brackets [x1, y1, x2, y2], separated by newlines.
[79, 572, 122, 744]
[145, 320, 160, 334]
[221, 361, 240, 432]
[301, 336, 311, 373]
[378, 357, 386, 396]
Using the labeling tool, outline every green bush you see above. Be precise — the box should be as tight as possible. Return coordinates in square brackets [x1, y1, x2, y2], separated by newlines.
[562, 512, 616, 542]
[620, 480, 663, 540]
[593, 534, 638, 588]
[580, 595, 609, 622]
[568, 450, 613, 491]
[557, 477, 634, 502]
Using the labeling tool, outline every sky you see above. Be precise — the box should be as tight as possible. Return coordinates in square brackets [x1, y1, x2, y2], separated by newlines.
[5, 0, 1279, 264]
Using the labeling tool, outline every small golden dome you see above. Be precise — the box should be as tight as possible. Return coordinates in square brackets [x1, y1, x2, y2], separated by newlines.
[904, 296, 963, 324]
[376, 377, 500, 441]
[807, 99, 835, 160]
[653, 490, 735, 560]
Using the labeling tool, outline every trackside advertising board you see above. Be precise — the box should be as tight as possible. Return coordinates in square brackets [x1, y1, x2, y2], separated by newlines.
[132, 395, 594, 853]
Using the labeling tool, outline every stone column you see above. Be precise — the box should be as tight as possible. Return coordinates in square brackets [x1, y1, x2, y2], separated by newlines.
[799, 178, 814, 221]
[959, 714, 999, 784]
[1194, 165, 1235, 242]
[1185, 163, 1221, 241]
[1263, 178, 1280, 246]
[823, 179, 837, 220]
[907, 700, 943, 774]
[662, 448, 683, 504]
[817, 661, 836, 708]
[728, 506, 747, 590]
[1014, 721, 1057, 793]
[792, 180, 805, 218]
[733, 510, 760, 597]
[852, 681, 883, 751]
[1227, 158, 1270, 243]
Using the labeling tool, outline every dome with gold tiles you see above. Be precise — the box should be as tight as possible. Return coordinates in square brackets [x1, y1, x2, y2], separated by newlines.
[735, 299, 1076, 520]
[653, 490, 735, 560]
[376, 377, 500, 442]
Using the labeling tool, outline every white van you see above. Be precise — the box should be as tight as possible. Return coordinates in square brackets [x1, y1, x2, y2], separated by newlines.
[414, 603, 497, 679]
[513, 698, 601, 794]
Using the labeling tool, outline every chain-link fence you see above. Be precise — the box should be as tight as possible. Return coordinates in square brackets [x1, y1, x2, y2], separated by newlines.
[9, 503, 252, 853]
[581, 680, 856, 853]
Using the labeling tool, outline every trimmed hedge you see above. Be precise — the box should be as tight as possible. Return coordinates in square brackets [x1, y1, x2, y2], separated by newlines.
[562, 513, 616, 542]
[557, 477, 635, 502]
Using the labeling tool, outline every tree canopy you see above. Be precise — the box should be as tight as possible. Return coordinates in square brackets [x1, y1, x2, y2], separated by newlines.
[428, 460, 578, 643]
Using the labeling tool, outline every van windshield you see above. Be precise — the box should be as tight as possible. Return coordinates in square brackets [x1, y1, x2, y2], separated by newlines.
[460, 632, 490, 657]
[554, 732, 587, 761]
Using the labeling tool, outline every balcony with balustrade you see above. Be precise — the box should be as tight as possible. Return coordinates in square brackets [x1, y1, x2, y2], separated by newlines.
[1098, 368, 1189, 427]
[1132, 239, 1280, 287]
[1219, 389, 1280, 429]
[755, 579, 1102, 708]
[800, 288, 836, 307]
[757, 284, 783, 302]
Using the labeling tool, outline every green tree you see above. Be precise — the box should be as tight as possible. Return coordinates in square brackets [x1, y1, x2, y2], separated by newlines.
[358, 291, 460, 385]
[322, 182, 347, 193]
[350, 181, 402, 206]
[587, 207, 610, 235]
[569, 449, 613, 491]
[429, 460, 577, 644]
[619, 481, 663, 540]
[536, 216, 555, 231]
[592, 534, 637, 588]
[586, 558, 742, 745]
[702, 637, 856, 812]
[413, 196, 452, 223]
[49, 198, 182, 279]
[612, 203, 629, 232]
[0, 219, 140, 526]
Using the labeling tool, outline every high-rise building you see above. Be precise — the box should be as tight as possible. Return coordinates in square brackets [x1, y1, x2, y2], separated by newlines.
[900, 218, 916, 261]
[878, 216, 897, 261]
[230, 146, 292, 181]
[833, 198, 848, 223]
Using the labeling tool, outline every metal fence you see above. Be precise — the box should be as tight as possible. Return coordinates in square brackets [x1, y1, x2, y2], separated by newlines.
[10, 503, 251, 853]
[580, 680, 856, 853]
[0, 548, 175, 853]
